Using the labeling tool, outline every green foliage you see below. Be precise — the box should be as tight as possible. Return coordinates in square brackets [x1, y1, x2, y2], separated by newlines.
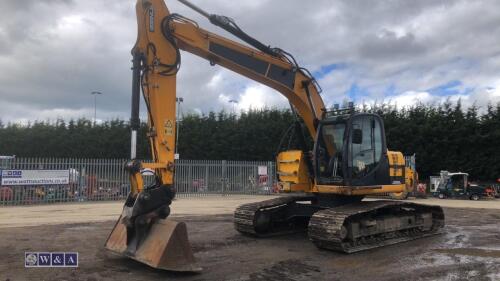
[177, 109, 295, 160]
[366, 101, 500, 181]
[0, 103, 499, 180]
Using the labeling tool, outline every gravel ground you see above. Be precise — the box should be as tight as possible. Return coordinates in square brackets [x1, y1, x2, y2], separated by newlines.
[1, 202, 500, 280]
[1, 196, 499, 228]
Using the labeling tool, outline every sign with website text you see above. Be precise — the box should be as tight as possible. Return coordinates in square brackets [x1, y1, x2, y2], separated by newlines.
[258, 166, 267, 176]
[1, 170, 70, 186]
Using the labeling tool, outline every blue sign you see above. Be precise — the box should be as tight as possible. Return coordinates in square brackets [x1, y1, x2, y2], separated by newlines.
[65, 253, 78, 266]
[4, 170, 22, 178]
[51, 253, 65, 266]
[25, 252, 78, 267]
[39, 253, 51, 266]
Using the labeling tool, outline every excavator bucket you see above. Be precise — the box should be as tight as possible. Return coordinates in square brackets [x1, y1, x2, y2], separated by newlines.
[105, 215, 201, 272]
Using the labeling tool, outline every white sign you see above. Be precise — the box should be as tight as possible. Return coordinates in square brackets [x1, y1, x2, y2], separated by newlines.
[258, 166, 267, 176]
[1, 170, 70, 186]
[0, 155, 15, 160]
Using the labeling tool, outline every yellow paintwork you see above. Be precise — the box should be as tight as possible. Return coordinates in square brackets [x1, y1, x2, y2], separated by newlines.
[130, 0, 326, 194]
[387, 151, 417, 199]
[314, 184, 406, 195]
[277, 149, 406, 195]
[170, 22, 324, 138]
[388, 150, 417, 196]
[131, 0, 408, 197]
[277, 150, 310, 192]
[130, 172, 145, 194]
[405, 167, 416, 192]
[387, 150, 405, 178]
[129, 0, 179, 192]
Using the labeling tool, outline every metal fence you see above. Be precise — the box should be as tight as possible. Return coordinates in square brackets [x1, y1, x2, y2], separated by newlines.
[0, 158, 276, 206]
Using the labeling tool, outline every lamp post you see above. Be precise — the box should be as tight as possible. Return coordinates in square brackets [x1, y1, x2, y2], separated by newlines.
[228, 99, 238, 115]
[91, 91, 102, 125]
[175, 97, 184, 159]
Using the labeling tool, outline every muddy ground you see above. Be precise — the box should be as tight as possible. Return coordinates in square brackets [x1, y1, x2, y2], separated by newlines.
[1, 207, 500, 281]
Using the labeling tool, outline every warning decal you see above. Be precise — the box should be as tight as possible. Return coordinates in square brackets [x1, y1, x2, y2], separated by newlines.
[164, 120, 174, 136]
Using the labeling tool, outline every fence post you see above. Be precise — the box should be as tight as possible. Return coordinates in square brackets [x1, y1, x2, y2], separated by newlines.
[204, 163, 209, 195]
[188, 163, 192, 194]
[268, 161, 274, 194]
[222, 160, 227, 196]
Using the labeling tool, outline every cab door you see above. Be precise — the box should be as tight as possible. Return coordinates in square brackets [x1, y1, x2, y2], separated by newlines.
[345, 114, 391, 186]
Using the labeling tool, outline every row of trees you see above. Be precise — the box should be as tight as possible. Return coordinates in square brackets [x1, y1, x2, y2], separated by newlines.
[0, 102, 499, 180]
[375, 102, 499, 181]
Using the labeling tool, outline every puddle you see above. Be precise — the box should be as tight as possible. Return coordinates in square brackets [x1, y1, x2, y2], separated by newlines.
[434, 248, 500, 258]
[487, 272, 500, 280]
[443, 226, 470, 248]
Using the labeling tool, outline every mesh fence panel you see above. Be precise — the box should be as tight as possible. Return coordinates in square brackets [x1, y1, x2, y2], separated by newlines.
[0, 158, 276, 205]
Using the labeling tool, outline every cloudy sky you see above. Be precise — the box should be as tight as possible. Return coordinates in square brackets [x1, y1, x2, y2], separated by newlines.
[1, 0, 499, 123]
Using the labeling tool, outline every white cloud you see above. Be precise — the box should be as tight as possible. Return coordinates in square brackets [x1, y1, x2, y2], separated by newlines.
[359, 87, 500, 112]
[237, 84, 287, 110]
[58, 15, 85, 29]
[207, 73, 223, 89]
[0, 0, 499, 124]
[218, 83, 288, 113]
[387, 91, 434, 108]
[486, 80, 500, 97]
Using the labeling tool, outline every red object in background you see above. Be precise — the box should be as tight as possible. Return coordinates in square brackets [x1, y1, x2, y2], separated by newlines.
[86, 175, 98, 198]
[0, 186, 13, 201]
[485, 187, 495, 197]
[192, 179, 205, 191]
[417, 183, 426, 194]
[258, 175, 268, 184]
[497, 178, 500, 183]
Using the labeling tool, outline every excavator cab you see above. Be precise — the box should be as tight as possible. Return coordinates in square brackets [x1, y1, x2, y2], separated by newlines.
[314, 110, 391, 187]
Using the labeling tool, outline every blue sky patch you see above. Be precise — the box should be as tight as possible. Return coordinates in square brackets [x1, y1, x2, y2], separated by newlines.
[346, 83, 370, 100]
[426, 80, 462, 96]
[384, 84, 397, 96]
[313, 63, 347, 79]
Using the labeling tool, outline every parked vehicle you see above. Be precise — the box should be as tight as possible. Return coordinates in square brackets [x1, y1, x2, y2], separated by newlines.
[433, 171, 491, 200]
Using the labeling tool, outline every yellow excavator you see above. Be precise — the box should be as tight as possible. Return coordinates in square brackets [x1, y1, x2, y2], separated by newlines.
[105, 0, 445, 272]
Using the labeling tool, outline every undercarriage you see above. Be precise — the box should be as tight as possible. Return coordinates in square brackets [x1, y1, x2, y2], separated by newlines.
[234, 195, 445, 253]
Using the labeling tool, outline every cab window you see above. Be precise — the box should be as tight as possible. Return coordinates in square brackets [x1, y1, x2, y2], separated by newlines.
[316, 122, 345, 180]
[349, 116, 382, 179]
